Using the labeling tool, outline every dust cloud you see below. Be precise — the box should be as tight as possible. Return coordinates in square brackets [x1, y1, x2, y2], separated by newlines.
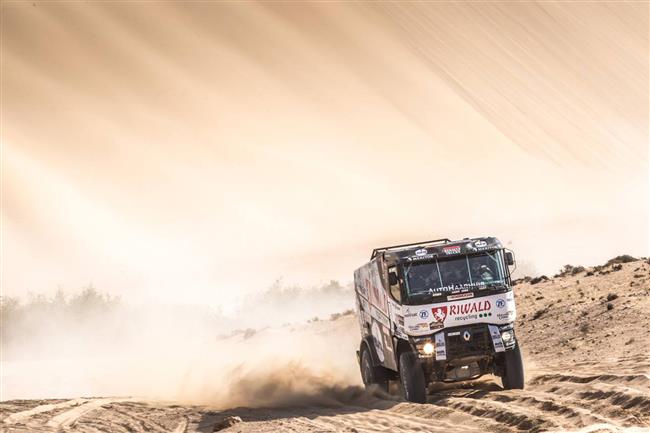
[218, 364, 367, 409]
[0, 285, 361, 407]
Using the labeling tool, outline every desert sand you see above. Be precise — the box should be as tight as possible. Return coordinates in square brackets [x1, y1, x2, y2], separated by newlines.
[2, 258, 649, 433]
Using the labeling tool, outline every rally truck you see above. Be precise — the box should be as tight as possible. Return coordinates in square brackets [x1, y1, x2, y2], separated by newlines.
[354, 237, 524, 403]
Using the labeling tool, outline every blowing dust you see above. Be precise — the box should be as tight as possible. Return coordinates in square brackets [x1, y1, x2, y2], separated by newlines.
[0, 286, 363, 407]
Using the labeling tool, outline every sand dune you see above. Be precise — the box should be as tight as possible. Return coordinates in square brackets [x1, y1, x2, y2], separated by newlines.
[2, 259, 649, 432]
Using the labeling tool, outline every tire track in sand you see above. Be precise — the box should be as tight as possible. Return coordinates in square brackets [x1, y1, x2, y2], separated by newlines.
[3, 399, 90, 425]
[45, 398, 135, 429]
[1, 398, 135, 431]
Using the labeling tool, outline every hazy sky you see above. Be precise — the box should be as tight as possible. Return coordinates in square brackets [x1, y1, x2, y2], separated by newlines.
[2, 1, 648, 306]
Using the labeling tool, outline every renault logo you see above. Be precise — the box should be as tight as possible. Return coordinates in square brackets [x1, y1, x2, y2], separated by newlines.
[463, 331, 471, 341]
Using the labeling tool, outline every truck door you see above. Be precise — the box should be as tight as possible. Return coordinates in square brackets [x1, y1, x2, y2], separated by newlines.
[387, 266, 407, 334]
[366, 258, 398, 371]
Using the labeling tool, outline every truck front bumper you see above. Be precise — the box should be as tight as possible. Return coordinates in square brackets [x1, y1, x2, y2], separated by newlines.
[411, 322, 517, 361]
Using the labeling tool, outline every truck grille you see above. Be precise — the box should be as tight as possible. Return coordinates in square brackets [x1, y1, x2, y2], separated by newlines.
[445, 325, 491, 358]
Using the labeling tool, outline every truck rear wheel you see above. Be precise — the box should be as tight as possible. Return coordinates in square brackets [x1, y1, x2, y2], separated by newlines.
[399, 352, 427, 403]
[360, 346, 388, 392]
[501, 343, 525, 390]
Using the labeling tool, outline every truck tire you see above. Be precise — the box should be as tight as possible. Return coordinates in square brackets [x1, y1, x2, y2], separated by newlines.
[501, 343, 525, 390]
[360, 346, 388, 392]
[399, 352, 427, 403]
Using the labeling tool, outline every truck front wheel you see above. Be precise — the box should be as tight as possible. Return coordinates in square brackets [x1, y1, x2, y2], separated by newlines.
[360, 346, 388, 392]
[501, 343, 525, 390]
[399, 352, 427, 403]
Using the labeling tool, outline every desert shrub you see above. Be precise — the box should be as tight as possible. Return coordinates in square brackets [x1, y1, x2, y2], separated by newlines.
[243, 279, 354, 328]
[556, 265, 586, 277]
[605, 255, 637, 266]
[530, 275, 549, 285]
[1, 286, 123, 356]
[512, 276, 533, 286]
[329, 309, 354, 321]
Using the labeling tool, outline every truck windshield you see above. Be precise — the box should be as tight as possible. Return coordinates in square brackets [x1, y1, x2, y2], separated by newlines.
[403, 251, 507, 302]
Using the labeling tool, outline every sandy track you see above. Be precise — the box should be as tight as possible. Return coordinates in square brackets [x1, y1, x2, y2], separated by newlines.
[2, 398, 136, 432]
[2, 362, 648, 433]
[3, 399, 88, 425]
[2, 260, 649, 432]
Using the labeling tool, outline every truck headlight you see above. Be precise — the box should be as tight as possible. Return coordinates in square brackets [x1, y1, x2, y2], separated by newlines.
[422, 342, 434, 355]
[501, 330, 513, 342]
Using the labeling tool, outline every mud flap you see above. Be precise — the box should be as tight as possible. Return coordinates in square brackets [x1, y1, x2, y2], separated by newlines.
[488, 325, 505, 352]
[434, 331, 447, 360]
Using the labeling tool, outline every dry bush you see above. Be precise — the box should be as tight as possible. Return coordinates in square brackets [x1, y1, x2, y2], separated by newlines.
[1, 286, 121, 352]
[555, 265, 586, 277]
[605, 255, 637, 266]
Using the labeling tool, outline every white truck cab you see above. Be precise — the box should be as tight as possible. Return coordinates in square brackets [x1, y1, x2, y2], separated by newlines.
[354, 237, 524, 403]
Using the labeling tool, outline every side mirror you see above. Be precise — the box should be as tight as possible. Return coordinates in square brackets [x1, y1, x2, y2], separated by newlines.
[388, 272, 399, 286]
[505, 251, 515, 266]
